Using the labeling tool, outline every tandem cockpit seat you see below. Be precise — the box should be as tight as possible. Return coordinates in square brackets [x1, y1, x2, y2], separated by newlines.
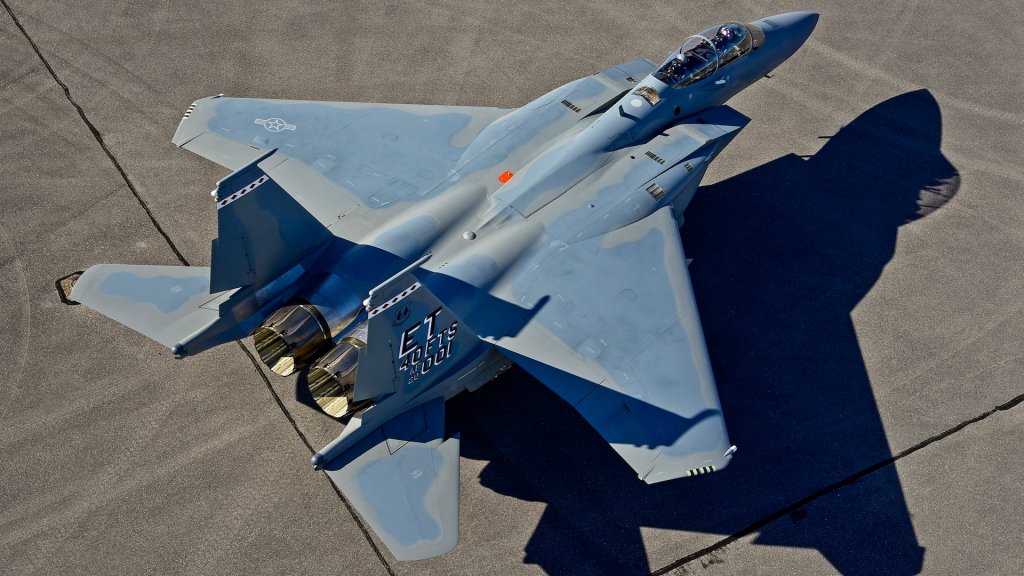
[653, 22, 765, 88]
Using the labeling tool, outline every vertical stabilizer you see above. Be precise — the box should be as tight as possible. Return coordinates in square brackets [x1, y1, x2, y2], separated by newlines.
[353, 263, 481, 402]
[211, 149, 332, 292]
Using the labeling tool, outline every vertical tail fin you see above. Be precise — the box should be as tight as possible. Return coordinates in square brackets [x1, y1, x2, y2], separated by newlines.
[210, 149, 332, 292]
[352, 263, 481, 402]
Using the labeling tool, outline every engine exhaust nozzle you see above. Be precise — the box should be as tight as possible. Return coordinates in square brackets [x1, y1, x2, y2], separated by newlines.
[254, 304, 331, 376]
[306, 325, 371, 417]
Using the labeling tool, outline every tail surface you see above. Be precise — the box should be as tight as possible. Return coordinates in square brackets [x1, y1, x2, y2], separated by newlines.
[72, 150, 332, 357]
[70, 265, 252, 357]
[210, 149, 332, 291]
[356, 263, 482, 401]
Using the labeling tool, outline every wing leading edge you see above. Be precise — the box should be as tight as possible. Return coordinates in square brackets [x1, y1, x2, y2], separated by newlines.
[490, 207, 734, 483]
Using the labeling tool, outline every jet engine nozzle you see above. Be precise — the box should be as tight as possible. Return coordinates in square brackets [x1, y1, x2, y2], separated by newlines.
[307, 323, 372, 417]
[253, 274, 362, 376]
[254, 304, 330, 375]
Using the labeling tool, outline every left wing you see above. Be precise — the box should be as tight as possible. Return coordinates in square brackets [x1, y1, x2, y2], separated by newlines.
[173, 97, 509, 178]
[170, 58, 656, 243]
[322, 398, 460, 561]
[173, 97, 511, 239]
[484, 207, 734, 483]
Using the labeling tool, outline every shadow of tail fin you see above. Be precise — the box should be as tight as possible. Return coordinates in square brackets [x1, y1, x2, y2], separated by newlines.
[211, 149, 333, 292]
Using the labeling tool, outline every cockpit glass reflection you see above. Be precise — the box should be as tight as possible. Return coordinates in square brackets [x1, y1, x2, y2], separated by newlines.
[706, 22, 751, 67]
[653, 22, 754, 89]
[653, 36, 717, 88]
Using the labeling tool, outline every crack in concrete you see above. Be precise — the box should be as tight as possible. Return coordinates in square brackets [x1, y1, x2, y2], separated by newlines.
[1, 1, 188, 267]
[650, 391, 1024, 575]
[1, 3, 394, 573]
[235, 343, 397, 575]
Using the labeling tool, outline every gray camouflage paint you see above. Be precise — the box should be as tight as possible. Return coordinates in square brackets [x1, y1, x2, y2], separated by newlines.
[72, 12, 819, 561]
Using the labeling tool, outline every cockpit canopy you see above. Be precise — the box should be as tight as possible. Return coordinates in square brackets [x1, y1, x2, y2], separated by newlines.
[653, 22, 758, 88]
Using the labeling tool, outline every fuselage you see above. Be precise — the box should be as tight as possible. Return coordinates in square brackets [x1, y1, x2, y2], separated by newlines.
[311, 12, 819, 463]
[477, 12, 818, 224]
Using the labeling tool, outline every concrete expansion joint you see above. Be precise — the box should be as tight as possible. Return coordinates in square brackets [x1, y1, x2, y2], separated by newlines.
[234, 342, 396, 575]
[3, 5, 394, 571]
[2, 0, 188, 267]
[650, 389, 1024, 575]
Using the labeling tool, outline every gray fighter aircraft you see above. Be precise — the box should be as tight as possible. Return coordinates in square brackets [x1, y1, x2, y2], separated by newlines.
[71, 12, 818, 560]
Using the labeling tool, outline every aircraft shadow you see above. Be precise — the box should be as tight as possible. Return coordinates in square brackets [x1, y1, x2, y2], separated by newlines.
[448, 90, 958, 575]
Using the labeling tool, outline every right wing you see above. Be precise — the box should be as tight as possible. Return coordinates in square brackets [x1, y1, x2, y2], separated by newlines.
[474, 207, 734, 483]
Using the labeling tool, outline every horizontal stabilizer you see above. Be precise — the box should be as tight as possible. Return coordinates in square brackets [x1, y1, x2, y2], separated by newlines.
[322, 398, 459, 560]
[71, 264, 247, 357]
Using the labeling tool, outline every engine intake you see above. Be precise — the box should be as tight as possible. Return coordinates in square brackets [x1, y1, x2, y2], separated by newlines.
[307, 323, 371, 417]
[253, 275, 361, 376]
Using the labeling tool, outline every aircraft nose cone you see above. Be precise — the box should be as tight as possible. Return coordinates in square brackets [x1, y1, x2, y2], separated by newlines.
[769, 11, 819, 41]
[752, 11, 819, 58]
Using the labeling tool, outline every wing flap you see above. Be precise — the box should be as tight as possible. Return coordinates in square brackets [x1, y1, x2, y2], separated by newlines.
[322, 399, 459, 561]
[176, 130, 264, 172]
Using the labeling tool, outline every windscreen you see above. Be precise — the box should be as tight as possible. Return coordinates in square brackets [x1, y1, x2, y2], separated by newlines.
[705, 23, 752, 67]
[653, 22, 755, 88]
[653, 36, 717, 88]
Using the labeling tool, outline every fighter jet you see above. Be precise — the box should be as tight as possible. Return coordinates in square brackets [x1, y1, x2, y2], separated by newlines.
[70, 12, 818, 560]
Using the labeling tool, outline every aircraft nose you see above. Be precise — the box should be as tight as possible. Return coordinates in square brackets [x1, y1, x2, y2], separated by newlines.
[766, 11, 819, 42]
[751, 11, 819, 58]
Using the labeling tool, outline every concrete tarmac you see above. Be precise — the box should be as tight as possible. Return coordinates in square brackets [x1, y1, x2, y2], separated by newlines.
[1, 1, 1021, 574]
